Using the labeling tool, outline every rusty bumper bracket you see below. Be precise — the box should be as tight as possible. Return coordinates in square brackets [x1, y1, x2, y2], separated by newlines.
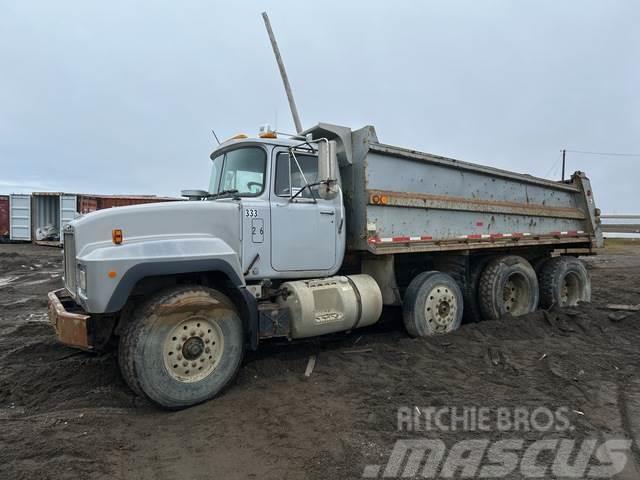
[47, 288, 93, 350]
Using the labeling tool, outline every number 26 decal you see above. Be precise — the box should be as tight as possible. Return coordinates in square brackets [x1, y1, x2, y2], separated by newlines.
[251, 218, 264, 243]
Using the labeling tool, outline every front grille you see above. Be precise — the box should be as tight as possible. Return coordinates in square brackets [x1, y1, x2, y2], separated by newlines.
[63, 231, 77, 295]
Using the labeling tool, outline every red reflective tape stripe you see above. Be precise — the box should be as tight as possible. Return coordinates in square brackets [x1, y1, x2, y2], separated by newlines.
[392, 236, 411, 242]
[512, 233, 524, 238]
[550, 231, 562, 237]
[490, 233, 503, 239]
[420, 235, 433, 241]
[368, 237, 380, 244]
[467, 234, 482, 239]
[567, 230, 578, 236]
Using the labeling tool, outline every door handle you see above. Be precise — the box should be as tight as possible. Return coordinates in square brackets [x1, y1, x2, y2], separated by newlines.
[320, 210, 335, 215]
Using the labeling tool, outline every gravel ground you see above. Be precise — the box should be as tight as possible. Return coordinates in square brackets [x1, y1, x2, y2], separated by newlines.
[1, 240, 640, 479]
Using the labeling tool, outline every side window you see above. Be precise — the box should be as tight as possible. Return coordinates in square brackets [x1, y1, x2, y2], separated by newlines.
[274, 152, 319, 198]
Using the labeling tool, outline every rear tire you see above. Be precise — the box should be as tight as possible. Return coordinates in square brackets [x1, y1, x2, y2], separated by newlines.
[403, 271, 463, 337]
[479, 255, 539, 320]
[462, 256, 492, 323]
[539, 257, 591, 308]
[118, 285, 244, 409]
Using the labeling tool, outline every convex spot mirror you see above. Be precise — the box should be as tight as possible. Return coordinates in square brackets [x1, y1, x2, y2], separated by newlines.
[317, 140, 339, 200]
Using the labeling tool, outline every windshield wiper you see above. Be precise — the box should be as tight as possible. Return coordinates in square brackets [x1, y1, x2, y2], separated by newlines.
[209, 189, 239, 200]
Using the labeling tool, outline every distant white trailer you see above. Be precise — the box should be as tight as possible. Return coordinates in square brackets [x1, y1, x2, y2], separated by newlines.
[9, 194, 32, 241]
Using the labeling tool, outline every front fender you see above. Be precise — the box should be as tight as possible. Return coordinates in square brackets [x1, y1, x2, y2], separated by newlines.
[78, 237, 244, 314]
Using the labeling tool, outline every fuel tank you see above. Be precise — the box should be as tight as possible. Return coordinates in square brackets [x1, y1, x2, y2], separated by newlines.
[278, 274, 383, 339]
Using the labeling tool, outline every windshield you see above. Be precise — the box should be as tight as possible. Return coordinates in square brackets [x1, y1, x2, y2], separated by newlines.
[208, 147, 267, 197]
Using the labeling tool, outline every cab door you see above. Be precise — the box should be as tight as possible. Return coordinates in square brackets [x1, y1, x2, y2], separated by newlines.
[270, 149, 337, 272]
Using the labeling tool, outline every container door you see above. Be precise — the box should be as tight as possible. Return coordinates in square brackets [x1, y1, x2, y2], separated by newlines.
[0, 196, 9, 237]
[9, 194, 31, 241]
[59, 195, 77, 243]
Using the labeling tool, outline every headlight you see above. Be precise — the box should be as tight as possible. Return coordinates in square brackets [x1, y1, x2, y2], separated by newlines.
[77, 266, 87, 292]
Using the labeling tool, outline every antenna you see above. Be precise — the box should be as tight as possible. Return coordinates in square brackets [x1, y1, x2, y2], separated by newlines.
[261, 11, 303, 134]
[211, 128, 221, 145]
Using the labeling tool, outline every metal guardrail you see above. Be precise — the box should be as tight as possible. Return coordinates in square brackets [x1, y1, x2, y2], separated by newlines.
[601, 215, 640, 235]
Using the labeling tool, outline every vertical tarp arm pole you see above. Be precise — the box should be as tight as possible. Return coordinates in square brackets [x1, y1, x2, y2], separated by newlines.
[261, 12, 303, 134]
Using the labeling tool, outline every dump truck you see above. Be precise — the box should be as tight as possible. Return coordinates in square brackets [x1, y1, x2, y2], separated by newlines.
[47, 123, 602, 408]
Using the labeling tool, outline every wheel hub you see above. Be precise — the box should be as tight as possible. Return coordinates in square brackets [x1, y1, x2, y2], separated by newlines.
[438, 301, 450, 317]
[502, 273, 529, 315]
[560, 272, 581, 306]
[182, 336, 205, 360]
[503, 280, 517, 311]
[561, 282, 569, 304]
[163, 317, 224, 383]
[425, 285, 457, 332]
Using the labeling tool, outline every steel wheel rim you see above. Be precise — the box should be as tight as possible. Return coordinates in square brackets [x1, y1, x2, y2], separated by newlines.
[502, 273, 529, 315]
[163, 316, 224, 383]
[425, 284, 457, 332]
[561, 272, 581, 306]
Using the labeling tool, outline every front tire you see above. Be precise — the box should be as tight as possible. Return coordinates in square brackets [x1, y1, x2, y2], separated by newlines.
[403, 271, 463, 337]
[118, 285, 244, 409]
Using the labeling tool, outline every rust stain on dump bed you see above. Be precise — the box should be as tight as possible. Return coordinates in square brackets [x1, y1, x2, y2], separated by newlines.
[367, 189, 586, 220]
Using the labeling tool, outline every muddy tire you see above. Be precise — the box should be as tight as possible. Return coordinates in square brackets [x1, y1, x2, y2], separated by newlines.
[462, 256, 492, 323]
[479, 255, 539, 320]
[539, 257, 591, 308]
[403, 271, 463, 337]
[118, 285, 244, 409]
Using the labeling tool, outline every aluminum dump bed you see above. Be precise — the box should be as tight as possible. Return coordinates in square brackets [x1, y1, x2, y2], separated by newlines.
[308, 124, 603, 254]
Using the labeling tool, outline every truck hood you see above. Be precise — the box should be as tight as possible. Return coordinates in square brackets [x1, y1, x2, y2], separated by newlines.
[69, 200, 241, 258]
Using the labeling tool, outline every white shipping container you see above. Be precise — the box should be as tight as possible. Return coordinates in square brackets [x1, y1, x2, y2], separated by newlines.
[9, 194, 32, 241]
[32, 192, 78, 245]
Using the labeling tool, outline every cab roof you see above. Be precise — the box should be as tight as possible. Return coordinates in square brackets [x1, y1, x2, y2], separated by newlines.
[209, 135, 311, 160]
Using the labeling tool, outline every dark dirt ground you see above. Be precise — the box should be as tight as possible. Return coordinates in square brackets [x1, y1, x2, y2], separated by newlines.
[1, 240, 640, 479]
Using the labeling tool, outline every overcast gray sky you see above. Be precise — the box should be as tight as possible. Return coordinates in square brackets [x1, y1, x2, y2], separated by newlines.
[1, 0, 638, 212]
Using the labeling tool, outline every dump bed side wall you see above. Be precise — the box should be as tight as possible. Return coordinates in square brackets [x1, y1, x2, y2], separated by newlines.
[346, 140, 599, 253]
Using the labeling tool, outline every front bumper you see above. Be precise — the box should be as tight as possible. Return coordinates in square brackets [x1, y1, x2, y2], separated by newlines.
[47, 288, 93, 350]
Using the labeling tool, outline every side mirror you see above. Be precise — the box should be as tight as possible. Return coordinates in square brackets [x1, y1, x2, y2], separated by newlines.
[317, 140, 339, 199]
[181, 189, 209, 201]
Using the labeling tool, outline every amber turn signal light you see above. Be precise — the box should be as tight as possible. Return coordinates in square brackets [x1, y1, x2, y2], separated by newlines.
[112, 229, 123, 245]
[370, 194, 389, 205]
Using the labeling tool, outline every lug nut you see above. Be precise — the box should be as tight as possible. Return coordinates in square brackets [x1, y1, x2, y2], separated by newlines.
[182, 361, 188, 367]
[177, 355, 182, 360]
[205, 347, 211, 353]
